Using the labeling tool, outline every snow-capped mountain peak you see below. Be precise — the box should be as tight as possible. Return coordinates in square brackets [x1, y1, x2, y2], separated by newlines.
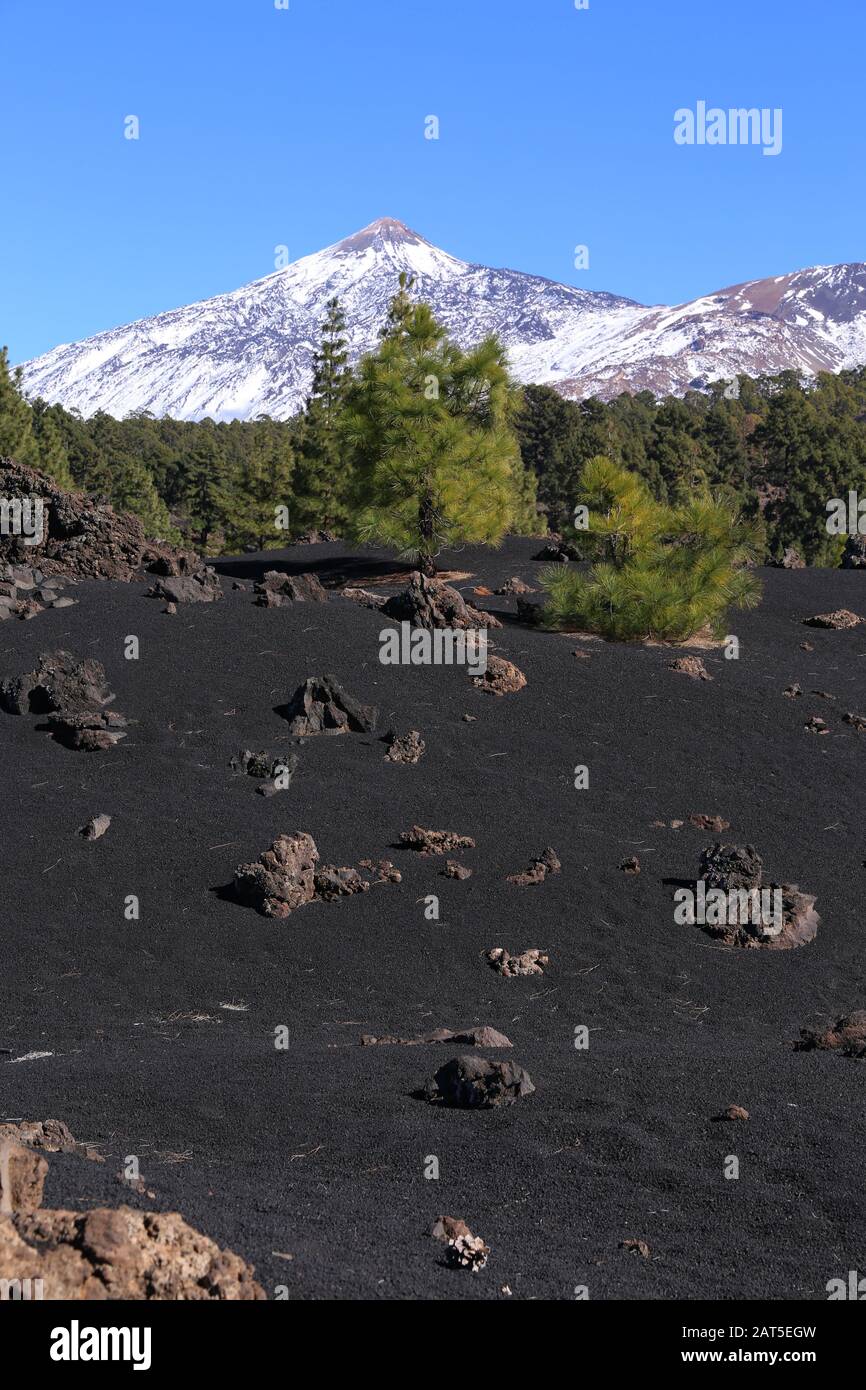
[17, 221, 866, 421]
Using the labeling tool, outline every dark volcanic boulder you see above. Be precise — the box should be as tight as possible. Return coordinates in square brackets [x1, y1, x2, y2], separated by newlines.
[254, 571, 327, 606]
[0, 651, 114, 715]
[380, 572, 500, 630]
[425, 1055, 535, 1108]
[699, 843, 763, 892]
[282, 675, 378, 735]
[148, 567, 223, 604]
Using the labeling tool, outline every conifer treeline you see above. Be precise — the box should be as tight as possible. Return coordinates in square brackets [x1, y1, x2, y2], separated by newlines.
[4, 312, 866, 562]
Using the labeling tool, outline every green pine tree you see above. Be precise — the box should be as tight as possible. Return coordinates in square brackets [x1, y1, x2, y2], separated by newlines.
[0, 345, 37, 463]
[292, 297, 351, 531]
[540, 455, 762, 641]
[342, 287, 526, 574]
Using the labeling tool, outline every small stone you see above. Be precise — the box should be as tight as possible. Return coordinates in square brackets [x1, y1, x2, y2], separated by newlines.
[486, 948, 549, 977]
[689, 814, 731, 832]
[719, 1104, 750, 1121]
[804, 715, 829, 734]
[619, 856, 641, 874]
[78, 813, 111, 840]
[506, 846, 560, 886]
[620, 1238, 651, 1259]
[668, 656, 712, 680]
[384, 729, 425, 764]
[441, 860, 472, 880]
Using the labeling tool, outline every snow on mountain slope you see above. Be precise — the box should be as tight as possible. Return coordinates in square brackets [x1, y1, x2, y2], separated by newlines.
[18, 219, 866, 419]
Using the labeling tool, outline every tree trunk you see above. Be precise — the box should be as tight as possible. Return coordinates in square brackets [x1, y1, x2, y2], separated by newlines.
[418, 486, 437, 576]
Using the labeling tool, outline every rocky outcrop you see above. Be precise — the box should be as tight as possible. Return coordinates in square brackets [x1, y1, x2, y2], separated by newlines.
[380, 572, 500, 630]
[0, 459, 192, 581]
[0, 1205, 264, 1300]
[425, 1055, 536, 1108]
[0, 1119, 103, 1161]
[282, 675, 378, 735]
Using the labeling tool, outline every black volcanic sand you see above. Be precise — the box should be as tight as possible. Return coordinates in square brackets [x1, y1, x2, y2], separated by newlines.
[2, 538, 866, 1301]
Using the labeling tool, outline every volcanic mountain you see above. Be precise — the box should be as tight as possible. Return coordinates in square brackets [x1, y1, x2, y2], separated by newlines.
[19, 218, 866, 419]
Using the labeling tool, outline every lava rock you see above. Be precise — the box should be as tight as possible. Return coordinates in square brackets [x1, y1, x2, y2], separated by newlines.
[0, 1205, 265, 1299]
[254, 570, 327, 605]
[472, 654, 527, 695]
[441, 859, 472, 880]
[796, 1011, 866, 1057]
[0, 1140, 48, 1214]
[282, 675, 378, 735]
[0, 650, 114, 716]
[0, 458, 195, 580]
[399, 826, 475, 855]
[506, 846, 561, 885]
[425, 1055, 536, 1108]
[234, 831, 319, 918]
[148, 566, 222, 604]
[803, 609, 863, 629]
[486, 948, 549, 977]
[699, 843, 763, 892]
[668, 656, 712, 680]
[46, 710, 127, 750]
[380, 572, 500, 630]
[384, 729, 425, 764]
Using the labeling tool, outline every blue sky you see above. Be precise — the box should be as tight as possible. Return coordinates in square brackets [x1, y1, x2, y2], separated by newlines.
[3, 0, 863, 363]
